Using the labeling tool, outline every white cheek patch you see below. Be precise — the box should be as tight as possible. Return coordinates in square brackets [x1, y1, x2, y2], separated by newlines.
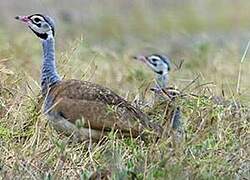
[42, 23, 52, 32]
[158, 64, 165, 71]
[146, 59, 170, 74]
[28, 22, 51, 34]
[47, 31, 53, 39]
[146, 62, 158, 72]
[164, 64, 170, 71]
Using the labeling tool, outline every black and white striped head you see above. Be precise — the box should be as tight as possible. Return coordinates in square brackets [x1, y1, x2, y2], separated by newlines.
[133, 54, 171, 75]
[15, 14, 55, 40]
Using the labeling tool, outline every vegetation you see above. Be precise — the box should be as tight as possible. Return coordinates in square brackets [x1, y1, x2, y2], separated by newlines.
[0, 0, 249, 179]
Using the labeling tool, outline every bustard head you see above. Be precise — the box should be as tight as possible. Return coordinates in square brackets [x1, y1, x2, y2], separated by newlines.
[15, 14, 55, 40]
[133, 54, 171, 76]
[134, 54, 181, 99]
[133, 54, 171, 91]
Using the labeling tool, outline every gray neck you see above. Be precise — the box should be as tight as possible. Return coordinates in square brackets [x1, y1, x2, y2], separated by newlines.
[41, 37, 61, 95]
[155, 72, 168, 91]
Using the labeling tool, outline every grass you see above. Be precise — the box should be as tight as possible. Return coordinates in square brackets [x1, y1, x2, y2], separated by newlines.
[0, 0, 250, 179]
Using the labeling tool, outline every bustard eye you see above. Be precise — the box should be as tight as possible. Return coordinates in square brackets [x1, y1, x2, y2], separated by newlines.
[34, 18, 41, 22]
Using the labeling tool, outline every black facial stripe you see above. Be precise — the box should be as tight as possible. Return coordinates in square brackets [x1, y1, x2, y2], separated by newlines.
[151, 62, 157, 67]
[146, 57, 157, 67]
[150, 54, 171, 69]
[155, 70, 163, 75]
[29, 27, 48, 40]
[31, 22, 41, 28]
[51, 28, 55, 36]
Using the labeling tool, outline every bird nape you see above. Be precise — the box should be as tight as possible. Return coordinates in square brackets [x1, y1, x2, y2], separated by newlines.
[15, 14, 163, 141]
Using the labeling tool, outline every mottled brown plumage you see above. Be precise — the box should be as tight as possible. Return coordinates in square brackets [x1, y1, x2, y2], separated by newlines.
[46, 80, 162, 140]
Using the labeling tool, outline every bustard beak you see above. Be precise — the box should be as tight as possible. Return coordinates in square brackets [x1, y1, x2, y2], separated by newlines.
[15, 15, 30, 23]
[133, 55, 147, 63]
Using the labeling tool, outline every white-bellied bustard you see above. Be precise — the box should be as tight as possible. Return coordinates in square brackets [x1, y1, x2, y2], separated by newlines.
[15, 14, 162, 141]
[133, 54, 182, 132]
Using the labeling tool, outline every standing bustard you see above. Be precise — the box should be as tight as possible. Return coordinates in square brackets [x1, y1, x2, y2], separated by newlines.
[15, 14, 162, 141]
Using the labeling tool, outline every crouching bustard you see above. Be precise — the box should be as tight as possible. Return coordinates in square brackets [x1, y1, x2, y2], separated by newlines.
[15, 14, 162, 141]
[133, 54, 183, 133]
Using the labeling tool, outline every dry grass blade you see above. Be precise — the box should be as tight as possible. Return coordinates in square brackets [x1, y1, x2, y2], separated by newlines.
[236, 40, 250, 94]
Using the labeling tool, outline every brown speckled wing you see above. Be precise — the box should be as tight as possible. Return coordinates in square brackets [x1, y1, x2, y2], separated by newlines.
[47, 80, 162, 136]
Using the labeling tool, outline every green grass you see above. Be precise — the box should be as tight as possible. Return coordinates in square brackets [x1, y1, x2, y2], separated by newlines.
[0, 0, 250, 179]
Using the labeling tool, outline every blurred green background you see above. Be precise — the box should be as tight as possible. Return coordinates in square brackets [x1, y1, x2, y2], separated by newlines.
[1, 0, 250, 102]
